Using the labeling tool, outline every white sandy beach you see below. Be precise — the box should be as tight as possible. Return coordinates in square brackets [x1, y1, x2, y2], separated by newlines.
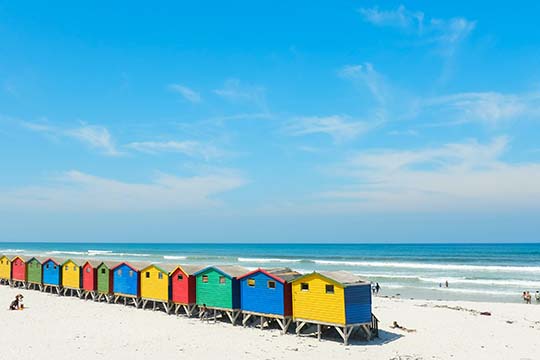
[1, 286, 539, 360]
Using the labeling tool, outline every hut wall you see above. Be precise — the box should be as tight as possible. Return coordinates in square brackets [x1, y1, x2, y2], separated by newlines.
[344, 284, 372, 324]
[291, 274, 345, 325]
[112, 264, 139, 297]
[140, 266, 169, 301]
[43, 261, 61, 285]
[82, 263, 96, 291]
[0, 257, 11, 280]
[96, 264, 112, 294]
[171, 268, 195, 304]
[240, 271, 285, 315]
[26, 259, 42, 284]
[62, 260, 81, 289]
[11, 257, 26, 281]
[196, 269, 233, 309]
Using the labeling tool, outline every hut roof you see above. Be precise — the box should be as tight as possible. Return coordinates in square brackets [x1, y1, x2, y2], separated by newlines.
[27, 256, 48, 264]
[112, 261, 151, 272]
[292, 271, 369, 287]
[194, 265, 249, 278]
[44, 257, 65, 266]
[10, 255, 30, 262]
[238, 267, 302, 283]
[97, 261, 118, 269]
[82, 259, 103, 268]
[178, 264, 206, 275]
[61, 258, 83, 266]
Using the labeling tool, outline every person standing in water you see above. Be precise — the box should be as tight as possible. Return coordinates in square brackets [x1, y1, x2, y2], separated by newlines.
[375, 282, 380, 294]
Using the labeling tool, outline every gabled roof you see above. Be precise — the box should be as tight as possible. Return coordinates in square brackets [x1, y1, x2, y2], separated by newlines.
[10, 255, 30, 262]
[61, 258, 83, 266]
[177, 264, 205, 275]
[96, 261, 118, 269]
[291, 271, 368, 287]
[82, 260, 102, 268]
[193, 265, 249, 279]
[238, 267, 302, 283]
[0, 254, 10, 260]
[27, 256, 48, 264]
[111, 261, 151, 272]
[43, 258, 65, 266]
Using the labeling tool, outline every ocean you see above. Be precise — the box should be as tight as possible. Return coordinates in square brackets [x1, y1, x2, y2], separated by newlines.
[1, 242, 539, 303]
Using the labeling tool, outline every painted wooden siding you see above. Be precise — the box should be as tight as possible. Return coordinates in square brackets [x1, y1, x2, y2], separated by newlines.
[196, 269, 238, 309]
[292, 274, 345, 325]
[62, 260, 81, 289]
[27, 259, 42, 284]
[140, 266, 169, 301]
[240, 272, 285, 315]
[43, 260, 61, 286]
[0, 256, 11, 280]
[344, 284, 372, 324]
[11, 257, 26, 281]
[171, 268, 195, 304]
[112, 264, 139, 297]
[96, 264, 112, 294]
[82, 263, 96, 291]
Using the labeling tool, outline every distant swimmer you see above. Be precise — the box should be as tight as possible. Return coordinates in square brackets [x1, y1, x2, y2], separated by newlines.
[445, 280, 449, 288]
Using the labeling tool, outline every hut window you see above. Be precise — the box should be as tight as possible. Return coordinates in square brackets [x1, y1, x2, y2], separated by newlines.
[86, 268, 91, 273]
[301, 283, 309, 291]
[247, 278, 255, 287]
[53, 265, 57, 270]
[65, 266, 69, 271]
[158, 273, 163, 280]
[46, 264, 50, 269]
[145, 271, 150, 278]
[202, 275, 208, 283]
[219, 276, 226, 284]
[325, 285, 335, 294]
[129, 270, 134, 277]
[73, 266, 77, 271]
[267, 281, 276, 289]
[177, 274, 184, 281]
[118, 269, 123, 277]
[101, 268, 106, 274]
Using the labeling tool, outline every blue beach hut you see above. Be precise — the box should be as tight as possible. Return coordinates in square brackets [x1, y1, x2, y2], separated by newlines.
[112, 261, 147, 307]
[238, 267, 301, 333]
[42, 258, 64, 294]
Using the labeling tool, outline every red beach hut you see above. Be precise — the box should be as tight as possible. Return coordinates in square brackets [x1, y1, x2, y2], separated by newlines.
[11, 256, 28, 287]
[166, 264, 204, 316]
[82, 260, 100, 300]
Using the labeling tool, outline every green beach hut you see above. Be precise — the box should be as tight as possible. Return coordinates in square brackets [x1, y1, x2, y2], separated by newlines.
[96, 261, 116, 302]
[26, 257, 46, 290]
[194, 265, 248, 325]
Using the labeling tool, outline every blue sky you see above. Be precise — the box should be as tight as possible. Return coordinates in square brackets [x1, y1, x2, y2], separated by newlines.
[1, 1, 540, 243]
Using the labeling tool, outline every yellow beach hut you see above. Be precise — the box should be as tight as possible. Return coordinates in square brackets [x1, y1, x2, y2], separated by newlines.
[61, 259, 83, 297]
[140, 263, 174, 313]
[291, 271, 377, 345]
[0, 255, 11, 285]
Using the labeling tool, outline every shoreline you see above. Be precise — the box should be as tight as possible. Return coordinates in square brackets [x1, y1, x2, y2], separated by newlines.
[2, 286, 539, 359]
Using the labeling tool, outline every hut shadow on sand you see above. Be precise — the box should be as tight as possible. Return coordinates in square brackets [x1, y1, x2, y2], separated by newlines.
[296, 326, 402, 346]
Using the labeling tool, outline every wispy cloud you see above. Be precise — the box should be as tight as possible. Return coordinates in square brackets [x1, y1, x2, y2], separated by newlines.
[0, 170, 246, 212]
[359, 5, 476, 57]
[421, 91, 540, 127]
[338, 62, 388, 104]
[319, 136, 540, 211]
[168, 84, 202, 103]
[126, 140, 224, 160]
[284, 115, 376, 143]
[23, 122, 121, 156]
[214, 78, 267, 110]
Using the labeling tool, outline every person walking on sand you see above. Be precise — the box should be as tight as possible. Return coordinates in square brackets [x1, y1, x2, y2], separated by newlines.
[375, 282, 380, 295]
[525, 291, 532, 304]
[445, 280, 449, 288]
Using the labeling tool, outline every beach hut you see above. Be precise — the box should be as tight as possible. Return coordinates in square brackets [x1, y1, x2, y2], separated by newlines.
[26, 257, 46, 290]
[61, 259, 83, 297]
[42, 258, 64, 294]
[0, 255, 12, 285]
[10, 255, 28, 287]
[112, 261, 148, 307]
[81, 260, 100, 300]
[238, 267, 301, 333]
[194, 265, 248, 325]
[169, 264, 204, 316]
[291, 271, 377, 345]
[140, 263, 172, 313]
[95, 261, 116, 302]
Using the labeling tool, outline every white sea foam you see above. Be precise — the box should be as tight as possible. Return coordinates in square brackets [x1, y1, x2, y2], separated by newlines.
[163, 255, 187, 260]
[87, 250, 113, 255]
[0, 249, 25, 253]
[312, 259, 540, 273]
[238, 257, 303, 263]
[46, 251, 87, 255]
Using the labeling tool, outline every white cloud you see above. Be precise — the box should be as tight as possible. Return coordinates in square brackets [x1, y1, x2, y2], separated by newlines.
[422, 91, 540, 126]
[168, 84, 202, 103]
[213, 79, 267, 109]
[23, 122, 121, 156]
[126, 140, 224, 159]
[319, 137, 540, 211]
[0, 170, 246, 212]
[284, 115, 376, 143]
[359, 5, 475, 56]
[338, 62, 387, 104]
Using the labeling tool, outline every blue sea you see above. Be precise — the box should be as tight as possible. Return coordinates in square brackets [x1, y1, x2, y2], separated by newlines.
[1, 242, 539, 303]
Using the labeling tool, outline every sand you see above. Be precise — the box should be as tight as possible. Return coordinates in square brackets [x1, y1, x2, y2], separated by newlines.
[1, 286, 539, 360]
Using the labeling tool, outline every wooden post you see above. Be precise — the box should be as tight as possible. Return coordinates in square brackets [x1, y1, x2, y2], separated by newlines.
[317, 324, 321, 341]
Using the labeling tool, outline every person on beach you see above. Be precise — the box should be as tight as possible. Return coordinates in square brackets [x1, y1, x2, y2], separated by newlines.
[445, 280, 449, 288]
[535, 291, 540, 303]
[371, 282, 376, 295]
[375, 282, 380, 294]
[523, 291, 532, 304]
